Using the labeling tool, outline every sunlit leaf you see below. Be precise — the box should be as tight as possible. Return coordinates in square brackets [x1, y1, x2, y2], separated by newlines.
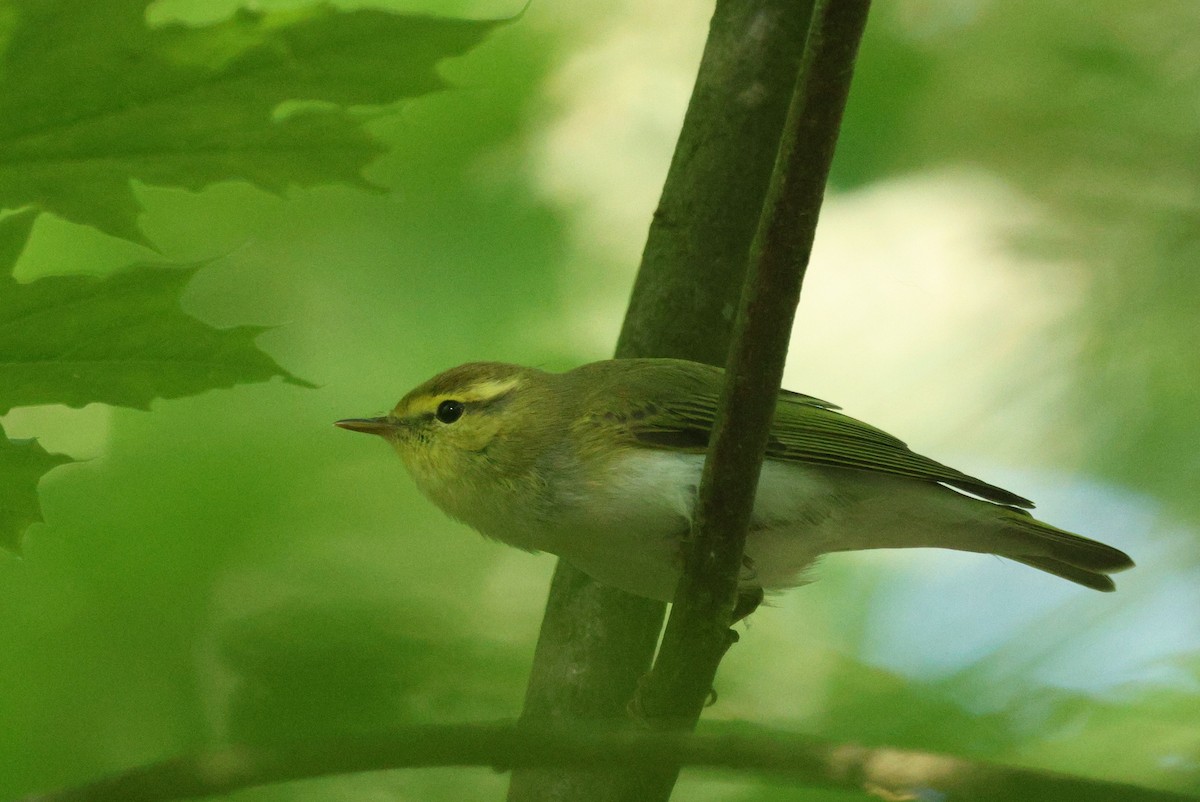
[0, 0, 500, 243]
[0, 209, 313, 414]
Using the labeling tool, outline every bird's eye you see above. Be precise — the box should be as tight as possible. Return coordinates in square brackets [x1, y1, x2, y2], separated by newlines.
[436, 399, 465, 424]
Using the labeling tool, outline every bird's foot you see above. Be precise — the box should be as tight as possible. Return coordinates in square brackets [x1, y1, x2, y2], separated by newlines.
[732, 586, 764, 623]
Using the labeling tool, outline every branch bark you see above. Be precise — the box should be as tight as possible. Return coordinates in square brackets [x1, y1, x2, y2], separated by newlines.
[508, 2, 815, 800]
[626, 0, 873, 797]
[20, 723, 1197, 802]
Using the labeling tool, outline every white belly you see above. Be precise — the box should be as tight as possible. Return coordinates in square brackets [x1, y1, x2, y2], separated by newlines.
[549, 450, 846, 601]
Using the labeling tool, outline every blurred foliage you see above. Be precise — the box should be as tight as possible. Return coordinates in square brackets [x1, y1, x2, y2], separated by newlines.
[0, 1, 1197, 801]
[0, 0, 497, 244]
[0, 0, 499, 550]
[840, 0, 1200, 524]
[218, 600, 528, 743]
[0, 428, 70, 550]
[0, 209, 309, 417]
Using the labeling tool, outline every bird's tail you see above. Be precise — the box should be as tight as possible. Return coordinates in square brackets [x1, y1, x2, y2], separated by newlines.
[998, 513, 1134, 592]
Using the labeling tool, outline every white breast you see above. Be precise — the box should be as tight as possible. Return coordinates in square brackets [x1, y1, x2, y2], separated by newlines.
[547, 450, 844, 601]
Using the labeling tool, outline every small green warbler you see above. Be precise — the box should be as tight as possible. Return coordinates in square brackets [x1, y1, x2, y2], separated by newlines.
[336, 359, 1133, 602]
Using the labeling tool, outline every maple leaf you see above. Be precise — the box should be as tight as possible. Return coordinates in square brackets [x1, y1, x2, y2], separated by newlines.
[0, 422, 71, 551]
[0, 0, 499, 244]
[0, 209, 314, 415]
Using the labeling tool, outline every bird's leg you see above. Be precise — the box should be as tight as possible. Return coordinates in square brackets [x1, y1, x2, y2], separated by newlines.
[733, 554, 764, 622]
[732, 586, 764, 623]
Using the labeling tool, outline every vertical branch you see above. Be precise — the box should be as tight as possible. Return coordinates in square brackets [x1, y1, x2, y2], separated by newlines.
[508, 2, 815, 800]
[615, 0, 818, 367]
[627, 0, 873, 797]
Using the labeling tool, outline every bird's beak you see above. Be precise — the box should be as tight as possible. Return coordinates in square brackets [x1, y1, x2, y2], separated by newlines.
[334, 416, 398, 437]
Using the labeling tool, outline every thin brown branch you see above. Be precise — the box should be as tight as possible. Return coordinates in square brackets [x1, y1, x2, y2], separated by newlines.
[627, 0, 873, 796]
[18, 724, 1196, 802]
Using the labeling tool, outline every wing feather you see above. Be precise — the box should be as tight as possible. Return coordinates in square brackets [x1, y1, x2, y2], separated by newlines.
[592, 360, 1034, 509]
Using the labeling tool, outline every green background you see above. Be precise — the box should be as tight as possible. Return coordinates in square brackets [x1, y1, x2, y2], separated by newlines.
[1, 1, 1197, 800]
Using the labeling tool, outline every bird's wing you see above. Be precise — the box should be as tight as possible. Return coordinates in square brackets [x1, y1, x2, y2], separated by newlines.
[766, 394, 1034, 507]
[626, 377, 1034, 509]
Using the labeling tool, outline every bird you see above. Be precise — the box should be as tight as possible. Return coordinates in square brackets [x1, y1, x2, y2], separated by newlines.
[335, 358, 1134, 606]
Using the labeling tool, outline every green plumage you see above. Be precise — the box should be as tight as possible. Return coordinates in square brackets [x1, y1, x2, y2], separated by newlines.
[340, 358, 1135, 597]
[571, 359, 1032, 506]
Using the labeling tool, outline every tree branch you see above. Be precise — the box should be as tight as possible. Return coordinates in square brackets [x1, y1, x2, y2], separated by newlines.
[19, 723, 1196, 802]
[509, 2, 815, 799]
[627, 0, 873, 796]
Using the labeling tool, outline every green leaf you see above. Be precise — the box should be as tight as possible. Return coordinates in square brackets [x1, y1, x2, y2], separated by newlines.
[0, 0, 500, 243]
[0, 422, 72, 551]
[0, 209, 314, 414]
